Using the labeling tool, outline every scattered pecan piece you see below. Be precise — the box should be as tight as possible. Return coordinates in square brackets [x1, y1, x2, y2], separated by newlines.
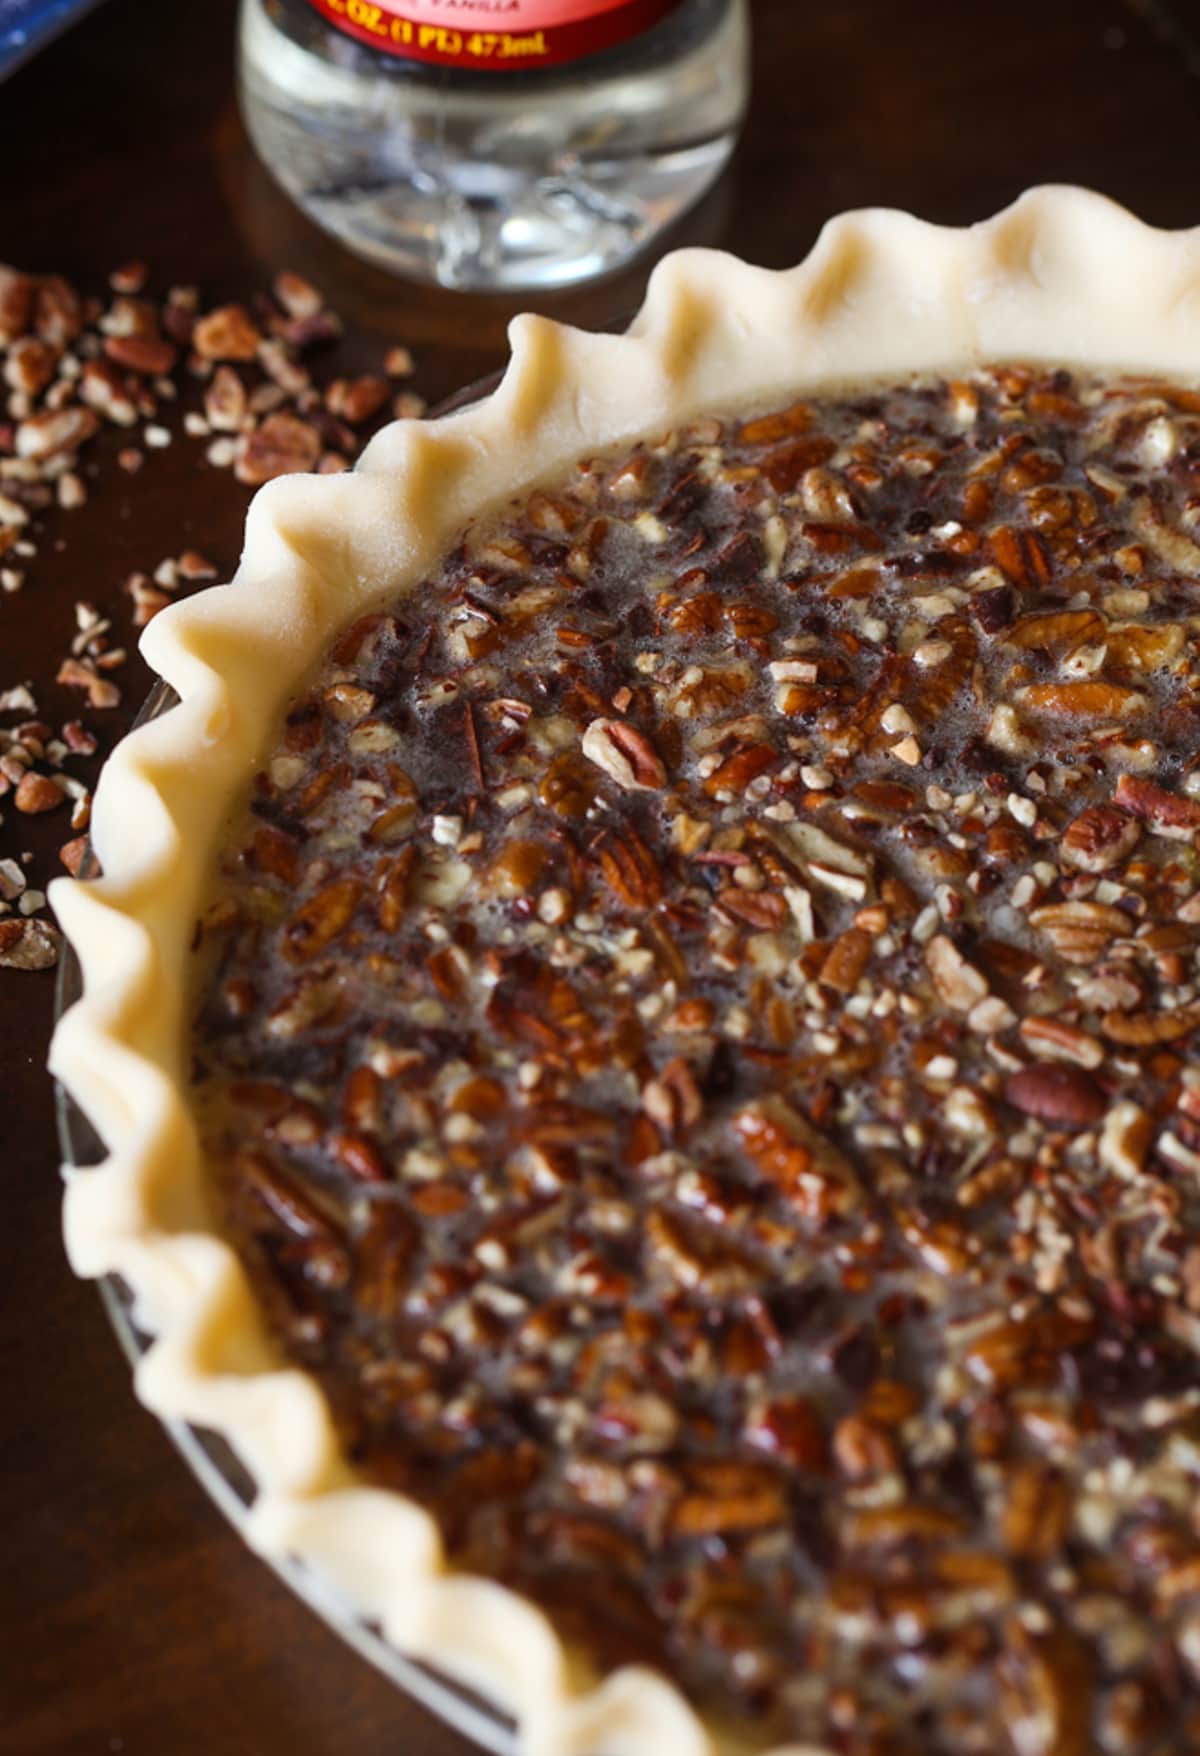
[15, 406, 99, 460]
[0, 917, 60, 969]
[14, 771, 63, 813]
[325, 375, 390, 424]
[273, 270, 323, 320]
[193, 303, 262, 361]
[104, 334, 178, 376]
[235, 412, 321, 485]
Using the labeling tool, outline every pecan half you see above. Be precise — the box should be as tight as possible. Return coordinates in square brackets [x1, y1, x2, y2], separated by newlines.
[1004, 1064, 1106, 1127]
[1029, 900, 1130, 964]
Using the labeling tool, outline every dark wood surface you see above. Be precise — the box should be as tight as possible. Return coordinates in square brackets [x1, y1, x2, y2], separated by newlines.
[6, 1, 1200, 1750]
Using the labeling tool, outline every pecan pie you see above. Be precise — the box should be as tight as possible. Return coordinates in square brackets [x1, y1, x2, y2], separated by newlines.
[51, 190, 1200, 1756]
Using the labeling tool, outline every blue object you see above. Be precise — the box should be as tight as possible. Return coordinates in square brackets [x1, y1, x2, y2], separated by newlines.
[0, 0, 107, 81]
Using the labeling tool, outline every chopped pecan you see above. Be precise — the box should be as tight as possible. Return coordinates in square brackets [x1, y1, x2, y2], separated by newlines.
[1101, 1004, 1200, 1046]
[843, 1504, 965, 1550]
[235, 1149, 343, 1241]
[720, 887, 788, 930]
[644, 1210, 753, 1294]
[4, 336, 58, 396]
[1113, 772, 1200, 838]
[989, 524, 1052, 589]
[926, 934, 989, 1011]
[734, 1096, 859, 1218]
[581, 718, 667, 790]
[703, 743, 779, 797]
[1018, 680, 1145, 717]
[1002, 1462, 1071, 1559]
[35, 275, 83, 345]
[742, 1396, 827, 1471]
[1000, 1620, 1093, 1756]
[739, 401, 812, 446]
[641, 1058, 703, 1135]
[1005, 608, 1104, 651]
[281, 876, 362, 961]
[1098, 1100, 1153, 1179]
[1061, 804, 1141, 872]
[326, 375, 390, 424]
[670, 1464, 789, 1536]
[204, 364, 248, 430]
[832, 1415, 897, 1479]
[595, 825, 663, 909]
[818, 926, 873, 992]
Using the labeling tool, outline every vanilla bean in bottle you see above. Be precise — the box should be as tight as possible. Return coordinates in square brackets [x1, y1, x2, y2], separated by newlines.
[237, 0, 750, 291]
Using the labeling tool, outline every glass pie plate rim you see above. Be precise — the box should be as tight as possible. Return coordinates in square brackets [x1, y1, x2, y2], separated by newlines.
[52, 369, 519, 1756]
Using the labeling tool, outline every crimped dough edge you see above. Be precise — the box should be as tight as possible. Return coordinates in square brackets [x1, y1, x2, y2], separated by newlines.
[47, 186, 1200, 1756]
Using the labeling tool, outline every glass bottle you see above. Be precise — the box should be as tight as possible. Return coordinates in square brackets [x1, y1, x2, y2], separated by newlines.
[237, 0, 750, 291]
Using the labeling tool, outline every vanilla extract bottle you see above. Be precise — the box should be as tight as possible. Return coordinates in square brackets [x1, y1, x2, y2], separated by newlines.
[237, 0, 750, 290]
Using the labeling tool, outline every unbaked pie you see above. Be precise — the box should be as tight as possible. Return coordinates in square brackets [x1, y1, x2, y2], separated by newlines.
[52, 188, 1200, 1756]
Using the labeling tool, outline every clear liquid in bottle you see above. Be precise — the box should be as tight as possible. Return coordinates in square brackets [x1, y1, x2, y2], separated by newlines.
[237, 0, 750, 291]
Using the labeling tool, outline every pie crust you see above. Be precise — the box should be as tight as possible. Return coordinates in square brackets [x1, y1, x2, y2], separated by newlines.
[48, 186, 1200, 1756]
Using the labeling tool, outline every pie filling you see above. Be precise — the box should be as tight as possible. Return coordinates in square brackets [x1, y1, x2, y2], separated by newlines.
[192, 370, 1200, 1754]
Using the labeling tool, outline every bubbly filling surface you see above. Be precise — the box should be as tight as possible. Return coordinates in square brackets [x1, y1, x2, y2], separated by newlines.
[194, 369, 1200, 1755]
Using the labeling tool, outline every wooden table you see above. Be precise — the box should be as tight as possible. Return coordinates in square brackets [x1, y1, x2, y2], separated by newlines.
[6, 1, 1200, 1749]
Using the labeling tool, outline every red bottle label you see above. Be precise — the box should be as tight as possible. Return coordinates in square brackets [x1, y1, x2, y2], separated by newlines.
[305, 0, 685, 69]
